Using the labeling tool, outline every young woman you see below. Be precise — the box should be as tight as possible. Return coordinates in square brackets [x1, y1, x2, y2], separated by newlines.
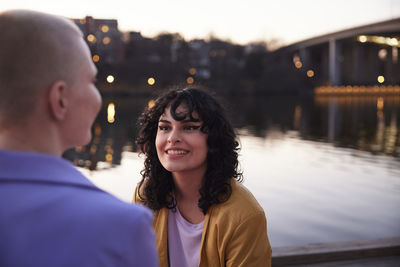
[133, 87, 271, 267]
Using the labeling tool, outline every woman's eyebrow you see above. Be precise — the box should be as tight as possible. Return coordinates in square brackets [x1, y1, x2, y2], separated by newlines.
[182, 118, 200, 123]
[158, 119, 171, 123]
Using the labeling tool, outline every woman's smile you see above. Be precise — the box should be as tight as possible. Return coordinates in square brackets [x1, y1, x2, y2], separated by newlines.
[165, 149, 189, 155]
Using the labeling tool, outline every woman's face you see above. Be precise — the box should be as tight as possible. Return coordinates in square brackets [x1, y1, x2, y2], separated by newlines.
[155, 104, 208, 175]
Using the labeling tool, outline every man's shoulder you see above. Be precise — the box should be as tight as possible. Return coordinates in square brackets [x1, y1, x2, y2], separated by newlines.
[74, 187, 153, 223]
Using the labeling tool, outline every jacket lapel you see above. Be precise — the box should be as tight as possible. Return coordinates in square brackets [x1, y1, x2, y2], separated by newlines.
[198, 206, 213, 267]
[155, 208, 169, 267]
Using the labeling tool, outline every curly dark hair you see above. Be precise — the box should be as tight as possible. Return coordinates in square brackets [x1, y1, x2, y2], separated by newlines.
[136, 87, 242, 214]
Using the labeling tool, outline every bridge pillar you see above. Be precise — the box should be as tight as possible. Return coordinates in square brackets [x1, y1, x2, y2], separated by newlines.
[392, 47, 400, 84]
[329, 39, 342, 86]
[352, 43, 365, 84]
[299, 47, 310, 69]
[386, 47, 394, 84]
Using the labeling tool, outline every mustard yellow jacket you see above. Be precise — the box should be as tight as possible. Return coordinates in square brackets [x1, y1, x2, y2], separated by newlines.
[134, 179, 272, 267]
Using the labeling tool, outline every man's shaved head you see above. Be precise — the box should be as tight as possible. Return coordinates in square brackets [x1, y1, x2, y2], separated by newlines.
[0, 10, 84, 124]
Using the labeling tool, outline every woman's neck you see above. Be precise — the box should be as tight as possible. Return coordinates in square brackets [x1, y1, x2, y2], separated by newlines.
[172, 168, 205, 203]
[172, 167, 206, 223]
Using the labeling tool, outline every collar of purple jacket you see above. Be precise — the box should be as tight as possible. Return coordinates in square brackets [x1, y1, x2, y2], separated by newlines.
[0, 149, 96, 190]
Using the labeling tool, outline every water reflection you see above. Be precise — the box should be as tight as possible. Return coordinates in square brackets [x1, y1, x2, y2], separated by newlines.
[81, 132, 400, 247]
[63, 94, 400, 169]
[239, 133, 400, 246]
[312, 95, 400, 156]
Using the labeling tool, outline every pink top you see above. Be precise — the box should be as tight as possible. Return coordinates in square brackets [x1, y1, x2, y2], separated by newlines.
[168, 208, 204, 267]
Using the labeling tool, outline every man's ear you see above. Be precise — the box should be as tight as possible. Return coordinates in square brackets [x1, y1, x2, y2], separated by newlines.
[48, 80, 68, 121]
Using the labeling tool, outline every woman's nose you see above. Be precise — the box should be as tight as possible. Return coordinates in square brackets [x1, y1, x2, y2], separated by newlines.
[167, 129, 181, 144]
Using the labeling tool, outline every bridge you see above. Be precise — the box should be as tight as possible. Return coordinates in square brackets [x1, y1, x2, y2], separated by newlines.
[274, 18, 400, 87]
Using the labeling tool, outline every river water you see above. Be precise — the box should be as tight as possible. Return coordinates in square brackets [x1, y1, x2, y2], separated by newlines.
[72, 93, 400, 247]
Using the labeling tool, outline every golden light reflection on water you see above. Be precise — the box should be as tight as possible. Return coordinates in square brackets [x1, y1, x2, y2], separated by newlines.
[186, 77, 194, 84]
[90, 145, 97, 154]
[315, 94, 400, 106]
[385, 113, 398, 154]
[293, 105, 302, 130]
[94, 124, 101, 136]
[105, 153, 113, 162]
[107, 102, 115, 123]
[314, 94, 399, 156]
[105, 138, 114, 163]
[188, 68, 196, 75]
[377, 97, 384, 111]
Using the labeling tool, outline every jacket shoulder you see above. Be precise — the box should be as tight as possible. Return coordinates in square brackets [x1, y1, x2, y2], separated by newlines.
[132, 181, 148, 205]
[211, 179, 265, 224]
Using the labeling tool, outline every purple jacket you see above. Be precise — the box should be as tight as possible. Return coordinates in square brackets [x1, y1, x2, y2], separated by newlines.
[0, 149, 158, 267]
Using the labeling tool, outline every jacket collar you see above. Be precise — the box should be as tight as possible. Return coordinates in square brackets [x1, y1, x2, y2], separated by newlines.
[0, 149, 96, 189]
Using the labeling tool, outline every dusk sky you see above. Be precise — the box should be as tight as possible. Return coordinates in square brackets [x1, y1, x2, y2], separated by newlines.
[2, 0, 400, 46]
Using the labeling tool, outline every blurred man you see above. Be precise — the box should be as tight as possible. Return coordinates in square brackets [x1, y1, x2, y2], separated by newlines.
[0, 10, 158, 266]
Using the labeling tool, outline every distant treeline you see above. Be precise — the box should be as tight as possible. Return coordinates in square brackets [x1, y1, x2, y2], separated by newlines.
[94, 32, 313, 96]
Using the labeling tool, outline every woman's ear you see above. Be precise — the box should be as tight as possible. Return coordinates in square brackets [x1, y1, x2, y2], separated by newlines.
[48, 80, 68, 121]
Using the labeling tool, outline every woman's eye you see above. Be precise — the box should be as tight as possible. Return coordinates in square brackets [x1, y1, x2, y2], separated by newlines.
[158, 126, 170, 131]
[184, 125, 200, 131]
